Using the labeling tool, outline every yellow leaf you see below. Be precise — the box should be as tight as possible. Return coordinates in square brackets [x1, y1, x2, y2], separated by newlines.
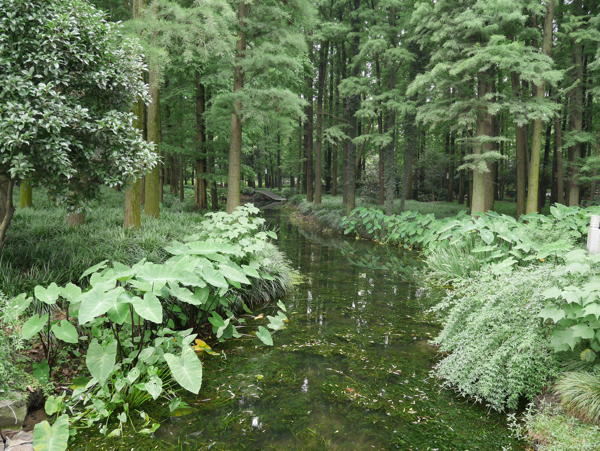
[254, 313, 264, 320]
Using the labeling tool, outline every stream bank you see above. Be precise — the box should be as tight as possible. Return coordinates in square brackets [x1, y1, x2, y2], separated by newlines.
[76, 208, 521, 450]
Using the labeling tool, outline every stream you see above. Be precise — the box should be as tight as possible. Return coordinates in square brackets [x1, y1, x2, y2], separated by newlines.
[80, 209, 521, 450]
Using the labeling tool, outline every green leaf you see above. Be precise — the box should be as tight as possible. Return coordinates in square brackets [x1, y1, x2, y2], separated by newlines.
[219, 264, 251, 285]
[571, 324, 595, 340]
[201, 266, 229, 288]
[22, 313, 49, 340]
[551, 329, 580, 351]
[78, 287, 121, 325]
[169, 285, 203, 306]
[5, 293, 32, 322]
[51, 320, 79, 344]
[164, 347, 203, 394]
[131, 293, 163, 324]
[144, 376, 163, 400]
[33, 414, 69, 451]
[80, 260, 108, 280]
[44, 395, 64, 416]
[541, 287, 562, 299]
[34, 283, 61, 305]
[479, 229, 494, 245]
[583, 303, 600, 318]
[256, 326, 273, 346]
[277, 300, 287, 312]
[86, 339, 117, 384]
[60, 283, 81, 302]
[538, 306, 566, 323]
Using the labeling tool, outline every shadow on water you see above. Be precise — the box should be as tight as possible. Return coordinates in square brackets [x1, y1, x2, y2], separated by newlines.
[76, 209, 522, 450]
[155, 210, 522, 450]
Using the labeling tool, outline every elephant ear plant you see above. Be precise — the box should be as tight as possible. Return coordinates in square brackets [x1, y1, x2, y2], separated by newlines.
[11, 206, 290, 446]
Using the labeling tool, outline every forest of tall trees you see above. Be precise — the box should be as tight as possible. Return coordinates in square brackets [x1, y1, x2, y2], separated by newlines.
[89, 0, 600, 220]
[2, 1, 600, 449]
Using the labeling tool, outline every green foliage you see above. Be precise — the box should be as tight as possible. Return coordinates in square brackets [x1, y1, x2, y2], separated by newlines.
[342, 203, 599, 282]
[0, 0, 156, 208]
[538, 250, 600, 358]
[13, 204, 290, 443]
[432, 265, 559, 411]
[33, 414, 70, 451]
[0, 291, 30, 392]
[523, 401, 600, 451]
[555, 371, 600, 425]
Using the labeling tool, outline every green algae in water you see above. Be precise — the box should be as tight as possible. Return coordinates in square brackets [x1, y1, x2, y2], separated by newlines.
[73, 210, 523, 450]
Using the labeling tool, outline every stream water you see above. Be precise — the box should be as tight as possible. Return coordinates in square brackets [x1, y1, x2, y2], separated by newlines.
[80, 209, 521, 450]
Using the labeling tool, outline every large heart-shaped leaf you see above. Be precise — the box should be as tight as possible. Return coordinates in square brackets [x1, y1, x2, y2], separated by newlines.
[78, 287, 122, 325]
[131, 293, 163, 324]
[51, 320, 79, 344]
[169, 285, 203, 306]
[164, 347, 203, 394]
[86, 339, 117, 384]
[256, 326, 273, 346]
[144, 376, 163, 400]
[220, 264, 250, 285]
[33, 414, 69, 451]
[22, 313, 49, 340]
[34, 283, 61, 305]
[201, 266, 228, 288]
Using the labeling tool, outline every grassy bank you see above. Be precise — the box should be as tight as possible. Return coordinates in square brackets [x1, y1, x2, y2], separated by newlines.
[290, 195, 600, 449]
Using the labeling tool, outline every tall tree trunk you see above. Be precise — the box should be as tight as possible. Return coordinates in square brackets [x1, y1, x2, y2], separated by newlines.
[539, 122, 552, 209]
[554, 114, 565, 203]
[226, 2, 247, 213]
[144, 65, 161, 218]
[305, 69, 314, 202]
[526, 0, 554, 214]
[511, 76, 528, 216]
[0, 176, 15, 250]
[195, 75, 208, 210]
[314, 41, 328, 204]
[19, 181, 32, 208]
[472, 74, 494, 215]
[567, 42, 584, 206]
[124, 0, 146, 229]
[344, 0, 361, 214]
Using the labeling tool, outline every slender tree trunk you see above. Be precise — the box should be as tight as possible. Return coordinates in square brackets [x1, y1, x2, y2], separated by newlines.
[226, 2, 247, 213]
[511, 75, 528, 215]
[305, 69, 314, 202]
[472, 75, 494, 215]
[19, 181, 32, 208]
[539, 122, 552, 209]
[195, 75, 208, 210]
[526, 0, 554, 214]
[344, 0, 361, 214]
[0, 176, 15, 251]
[314, 41, 328, 204]
[567, 42, 584, 206]
[144, 65, 161, 218]
[124, 0, 146, 229]
[554, 114, 565, 204]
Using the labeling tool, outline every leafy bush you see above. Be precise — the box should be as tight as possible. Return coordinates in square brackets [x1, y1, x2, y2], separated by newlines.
[342, 203, 599, 282]
[12, 205, 291, 444]
[555, 371, 600, 424]
[432, 265, 559, 410]
[0, 291, 30, 392]
[538, 250, 600, 360]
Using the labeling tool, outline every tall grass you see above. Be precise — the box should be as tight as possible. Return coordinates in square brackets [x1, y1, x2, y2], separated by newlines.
[555, 372, 600, 425]
[1, 188, 205, 295]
